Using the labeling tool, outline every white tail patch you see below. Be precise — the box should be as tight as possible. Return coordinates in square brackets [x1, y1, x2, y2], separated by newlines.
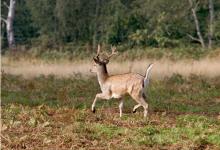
[144, 63, 154, 87]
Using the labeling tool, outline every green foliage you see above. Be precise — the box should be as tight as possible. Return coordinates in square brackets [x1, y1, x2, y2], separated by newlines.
[128, 29, 148, 46]
[1, 0, 220, 50]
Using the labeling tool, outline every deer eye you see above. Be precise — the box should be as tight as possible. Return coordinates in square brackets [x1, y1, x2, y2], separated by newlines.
[103, 59, 109, 64]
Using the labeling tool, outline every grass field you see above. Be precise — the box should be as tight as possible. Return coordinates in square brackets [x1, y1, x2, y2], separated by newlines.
[1, 72, 220, 149]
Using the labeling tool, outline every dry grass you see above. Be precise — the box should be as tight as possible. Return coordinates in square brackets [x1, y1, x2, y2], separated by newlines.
[2, 56, 220, 79]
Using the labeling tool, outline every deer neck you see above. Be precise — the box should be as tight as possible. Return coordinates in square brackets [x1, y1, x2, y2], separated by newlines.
[97, 64, 109, 86]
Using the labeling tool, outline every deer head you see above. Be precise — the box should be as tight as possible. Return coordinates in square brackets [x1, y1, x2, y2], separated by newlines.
[90, 44, 118, 73]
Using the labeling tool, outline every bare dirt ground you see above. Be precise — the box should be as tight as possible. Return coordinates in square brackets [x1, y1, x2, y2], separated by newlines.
[2, 57, 220, 79]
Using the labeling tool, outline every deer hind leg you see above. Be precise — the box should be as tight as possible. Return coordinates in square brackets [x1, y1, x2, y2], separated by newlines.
[133, 104, 141, 113]
[92, 93, 111, 113]
[131, 93, 148, 118]
[140, 98, 148, 118]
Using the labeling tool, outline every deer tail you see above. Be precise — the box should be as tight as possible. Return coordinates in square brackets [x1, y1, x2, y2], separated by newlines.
[143, 63, 154, 88]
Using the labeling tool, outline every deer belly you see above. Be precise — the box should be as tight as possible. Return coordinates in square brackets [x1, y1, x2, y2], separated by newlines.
[111, 93, 122, 98]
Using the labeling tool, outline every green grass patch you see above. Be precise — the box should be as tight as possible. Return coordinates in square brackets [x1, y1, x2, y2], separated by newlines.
[92, 123, 125, 139]
[2, 73, 220, 114]
[135, 115, 220, 146]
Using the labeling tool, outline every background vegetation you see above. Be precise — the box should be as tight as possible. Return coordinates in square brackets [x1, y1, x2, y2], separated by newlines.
[1, 0, 220, 54]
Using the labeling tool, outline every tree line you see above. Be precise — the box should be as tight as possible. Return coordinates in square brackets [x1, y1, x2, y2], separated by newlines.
[1, 0, 220, 51]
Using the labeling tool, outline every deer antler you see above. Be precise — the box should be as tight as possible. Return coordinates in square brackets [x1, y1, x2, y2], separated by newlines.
[93, 44, 101, 62]
[96, 44, 101, 57]
[107, 45, 118, 59]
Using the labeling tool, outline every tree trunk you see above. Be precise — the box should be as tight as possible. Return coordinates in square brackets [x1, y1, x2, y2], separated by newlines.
[92, 0, 100, 50]
[208, 0, 214, 49]
[188, 0, 205, 48]
[6, 0, 16, 50]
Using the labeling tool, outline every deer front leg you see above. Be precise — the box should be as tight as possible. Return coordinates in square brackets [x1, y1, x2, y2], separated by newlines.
[91, 93, 111, 113]
[119, 99, 124, 117]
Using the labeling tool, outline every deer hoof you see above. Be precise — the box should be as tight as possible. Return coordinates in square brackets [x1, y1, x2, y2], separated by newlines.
[133, 109, 136, 113]
[92, 108, 96, 113]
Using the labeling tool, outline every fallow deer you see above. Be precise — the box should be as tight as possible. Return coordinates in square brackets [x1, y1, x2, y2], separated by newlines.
[90, 45, 154, 118]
